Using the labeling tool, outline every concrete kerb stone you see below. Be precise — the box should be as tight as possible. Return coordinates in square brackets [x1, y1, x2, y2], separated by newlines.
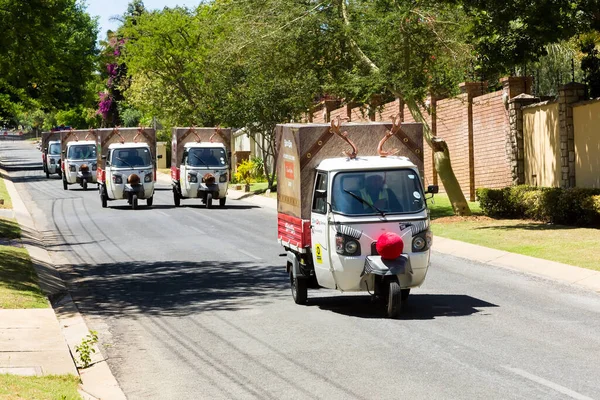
[0, 167, 126, 400]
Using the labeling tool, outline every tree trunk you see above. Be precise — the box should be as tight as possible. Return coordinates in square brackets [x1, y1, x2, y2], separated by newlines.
[403, 97, 471, 216]
[431, 138, 472, 216]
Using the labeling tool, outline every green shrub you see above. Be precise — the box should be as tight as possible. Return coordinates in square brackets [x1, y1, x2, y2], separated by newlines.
[476, 186, 600, 227]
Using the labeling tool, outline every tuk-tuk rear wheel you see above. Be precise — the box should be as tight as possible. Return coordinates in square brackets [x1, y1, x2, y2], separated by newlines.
[387, 281, 402, 319]
[290, 271, 307, 305]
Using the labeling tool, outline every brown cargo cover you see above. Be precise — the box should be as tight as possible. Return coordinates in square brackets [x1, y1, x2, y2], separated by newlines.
[170, 127, 232, 180]
[275, 122, 424, 220]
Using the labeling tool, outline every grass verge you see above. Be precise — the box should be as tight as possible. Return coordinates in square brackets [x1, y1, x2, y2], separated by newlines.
[0, 177, 12, 209]
[0, 246, 48, 309]
[0, 374, 81, 400]
[429, 194, 600, 271]
[0, 218, 20, 240]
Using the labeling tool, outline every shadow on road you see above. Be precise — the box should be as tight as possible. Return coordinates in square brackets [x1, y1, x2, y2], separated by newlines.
[9, 175, 58, 183]
[184, 204, 260, 210]
[59, 260, 288, 317]
[109, 204, 174, 211]
[310, 293, 498, 320]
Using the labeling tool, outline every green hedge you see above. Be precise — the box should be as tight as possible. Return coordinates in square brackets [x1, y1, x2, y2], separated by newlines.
[476, 186, 600, 226]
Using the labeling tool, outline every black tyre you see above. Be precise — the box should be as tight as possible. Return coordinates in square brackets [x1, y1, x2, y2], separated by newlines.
[100, 187, 108, 208]
[206, 193, 213, 209]
[62, 177, 68, 190]
[82, 179, 88, 191]
[387, 281, 402, 319]
[146, 196, 153, 207]
[173, 188, 181, 207]
[219, 197, 226, 207]
[401, 288, 410, 301]
[132, 194, 138, 210]
[290, 271, 308, 305]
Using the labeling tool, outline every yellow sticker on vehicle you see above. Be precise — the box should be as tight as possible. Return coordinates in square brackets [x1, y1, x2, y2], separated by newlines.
[315, 244, 323, 264]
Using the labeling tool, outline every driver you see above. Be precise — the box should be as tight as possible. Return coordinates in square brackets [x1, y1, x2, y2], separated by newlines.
[199, 148, 218, 165]
[360, 174, 402, 212]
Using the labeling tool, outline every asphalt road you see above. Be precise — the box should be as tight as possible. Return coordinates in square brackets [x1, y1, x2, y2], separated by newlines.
[2, 140, 600, 400]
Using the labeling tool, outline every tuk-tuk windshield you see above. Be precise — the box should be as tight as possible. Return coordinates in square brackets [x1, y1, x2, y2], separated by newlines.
[331, 169, 425, 215]
[67, 144, 96, 160]
[112, 148, 152, 168]
[186, 147, 227, 168]
[49, 143, 61, 155]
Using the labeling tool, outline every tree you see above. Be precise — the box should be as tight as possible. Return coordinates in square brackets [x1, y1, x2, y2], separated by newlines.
[0, 0, 98, 126]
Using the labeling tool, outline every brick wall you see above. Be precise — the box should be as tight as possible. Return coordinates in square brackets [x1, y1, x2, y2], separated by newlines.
[436, 94, 470, 197]
[472, 91, 512, 189]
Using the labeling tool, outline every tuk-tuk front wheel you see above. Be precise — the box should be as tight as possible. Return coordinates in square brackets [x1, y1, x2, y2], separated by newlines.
[82, 179, 88, 191]
[387, 281, 402, 319]
[173, 188, 181, 207]
[132, 194, 138, 210]
[290, 271, 307, 305]
[206, 193, 213, 209]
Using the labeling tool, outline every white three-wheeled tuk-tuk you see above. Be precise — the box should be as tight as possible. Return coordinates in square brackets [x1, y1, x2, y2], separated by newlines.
[171, 127, 232, 208]
[96, 127, 160, 210]
[41, 131, 62, 178]
[276, 117, 438, 318]
[60, 129, 98, 191]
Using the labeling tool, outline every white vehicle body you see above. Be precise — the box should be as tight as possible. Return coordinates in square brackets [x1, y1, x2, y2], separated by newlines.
[175, 142, 229, 207]
[45, 141, 62, 176]
[62, 140, 98, 189]
[306, 156, 431, 292]
[280, 155, 436, 318]
[104, 143, 155, 205]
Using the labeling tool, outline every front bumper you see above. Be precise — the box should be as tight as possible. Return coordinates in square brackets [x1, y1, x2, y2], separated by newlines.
[75, 171, 97, 184]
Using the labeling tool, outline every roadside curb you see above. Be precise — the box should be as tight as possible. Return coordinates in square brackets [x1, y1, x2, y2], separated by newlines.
[434, 236, 600, 293]
[0, 168, 127, 399]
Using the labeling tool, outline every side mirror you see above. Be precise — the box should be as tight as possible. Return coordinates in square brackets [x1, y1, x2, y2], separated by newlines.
[61, 150, 65, 154]
[101, 155, 107, 160]
[44, 147, 48, 152]
[157, 154, 163, 159]
[426, 185, 439, 194]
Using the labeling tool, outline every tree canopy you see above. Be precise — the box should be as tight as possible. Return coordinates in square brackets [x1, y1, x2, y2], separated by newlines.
[0, 0, 98, 127]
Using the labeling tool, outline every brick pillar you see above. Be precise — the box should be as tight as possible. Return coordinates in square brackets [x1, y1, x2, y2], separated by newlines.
[459, 82, 487, 201]
[324, 99, 341, 123]
[398, 97, 405, 122]
[558, 82, 586, 188]
[508, 94, 540, 185]
[501, 76, 533, 98]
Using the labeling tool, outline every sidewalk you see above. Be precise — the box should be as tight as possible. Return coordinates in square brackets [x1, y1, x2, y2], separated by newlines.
[0, 169, 126, 399]
[172, 171, 600, 293]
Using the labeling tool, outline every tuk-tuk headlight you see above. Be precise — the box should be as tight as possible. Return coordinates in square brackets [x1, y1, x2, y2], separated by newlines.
[219, 173, 228, 183]
[92, 163, 97, 171]
[335, 234, 361, 256]
[50, 158, 56, 164]
[112, 174, 123, 184]
[188, 173, 198, 183]
[412, 230, 432, 252]
[412, 236, 426, 251]
[144, 173, 152, 183]
[69, 164, 76, 172]
[345, 240, 359, 254]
